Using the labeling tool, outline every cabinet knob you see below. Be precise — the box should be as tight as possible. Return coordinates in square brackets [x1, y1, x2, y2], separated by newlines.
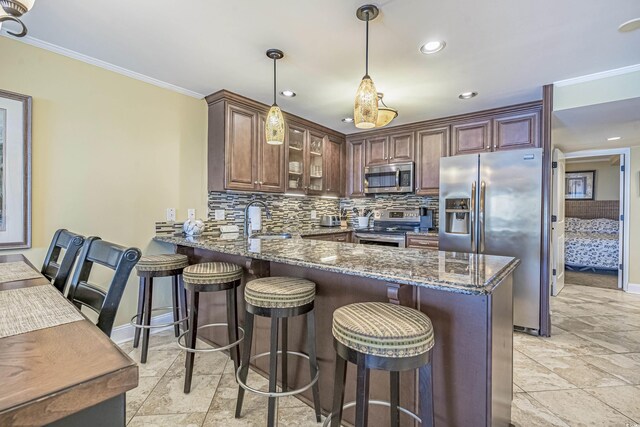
[486, 145, 490, 149]
[254, 181, 258, 185]
[493, 145, 497, 149]
[259, 181, 263, 185]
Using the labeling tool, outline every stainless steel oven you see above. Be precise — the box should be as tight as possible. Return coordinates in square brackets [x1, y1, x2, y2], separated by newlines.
[364, 162, 414, 194]
[353, 233, 406, 247]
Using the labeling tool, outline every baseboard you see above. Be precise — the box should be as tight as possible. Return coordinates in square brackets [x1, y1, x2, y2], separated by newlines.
[627, 282, 640, 294]
[110, 312, 176, 345]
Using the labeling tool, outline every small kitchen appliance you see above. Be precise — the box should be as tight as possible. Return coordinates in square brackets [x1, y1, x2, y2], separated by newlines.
[319, 215, 341, 227]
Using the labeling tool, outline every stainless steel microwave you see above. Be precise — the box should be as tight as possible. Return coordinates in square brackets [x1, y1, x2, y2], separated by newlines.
[364, 162, 414, 194]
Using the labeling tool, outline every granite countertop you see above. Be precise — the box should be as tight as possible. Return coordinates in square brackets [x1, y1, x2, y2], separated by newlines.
[154, 234, 519, 295]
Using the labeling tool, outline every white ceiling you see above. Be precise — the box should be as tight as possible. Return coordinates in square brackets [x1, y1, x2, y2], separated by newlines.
[9, 0, 640, 134]
[553, 97, 640, 152]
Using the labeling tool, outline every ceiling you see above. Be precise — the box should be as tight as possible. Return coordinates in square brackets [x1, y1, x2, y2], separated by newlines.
[553, 97, 640, 152]
[8, 0, 640, 134]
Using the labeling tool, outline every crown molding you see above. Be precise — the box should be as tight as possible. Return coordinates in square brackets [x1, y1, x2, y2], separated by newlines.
[554, 64, 640, 87]
[1, 31, 205, 99]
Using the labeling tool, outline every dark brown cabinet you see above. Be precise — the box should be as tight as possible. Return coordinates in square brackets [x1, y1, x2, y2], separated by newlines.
[364, 136, 388, 166]
[347, 139, 366, 198]
[257, 115, 286, 192]
[303, 231, 352, 243]
[415, 126, 449, 195]
[451, 119, 492, 156]
[325, 137, 343, 196]
[225, 104, 258, 191]
[388, 132, 414, 163]
[493, 110, 540, 151]
[406, 235, 439, 250]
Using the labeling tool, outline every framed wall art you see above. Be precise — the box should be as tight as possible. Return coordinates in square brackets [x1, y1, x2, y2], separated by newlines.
[565, 170, 595, 200]
[0, 89, 32, 249]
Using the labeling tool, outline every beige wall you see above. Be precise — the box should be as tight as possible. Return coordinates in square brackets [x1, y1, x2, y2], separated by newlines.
[565, 160, 620, 201]
[0, 37, 208, 326]
[629, 147, 640, 285]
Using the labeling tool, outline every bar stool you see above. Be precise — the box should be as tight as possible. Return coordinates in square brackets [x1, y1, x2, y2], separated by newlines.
[179, 262, 244, 393]
[235, 277, 322, 427]
[132, 254, 190, 363]
[326, 302, 435, 427]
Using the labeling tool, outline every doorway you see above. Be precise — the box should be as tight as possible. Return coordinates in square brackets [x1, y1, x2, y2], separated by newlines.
[551, 148, 630, 294]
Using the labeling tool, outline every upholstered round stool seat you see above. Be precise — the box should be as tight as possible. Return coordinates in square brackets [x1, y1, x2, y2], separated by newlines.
[136, 254, 189, 274]
[182, 262, 243, 287]
[332, 302, 434, 358]
[245, 277, 316, 309]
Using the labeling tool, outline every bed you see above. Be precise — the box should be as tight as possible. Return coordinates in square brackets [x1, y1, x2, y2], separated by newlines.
[564, 217, 619, 271]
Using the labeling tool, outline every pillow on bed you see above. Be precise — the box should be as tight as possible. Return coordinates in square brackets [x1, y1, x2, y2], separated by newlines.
[565, 217, 619, 234]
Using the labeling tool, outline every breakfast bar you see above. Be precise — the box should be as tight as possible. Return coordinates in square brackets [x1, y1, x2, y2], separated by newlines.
[155, 235, 519, 427]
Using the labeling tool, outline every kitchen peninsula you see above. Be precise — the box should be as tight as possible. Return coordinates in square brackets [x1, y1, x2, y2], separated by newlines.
[155, 234, 519, 427]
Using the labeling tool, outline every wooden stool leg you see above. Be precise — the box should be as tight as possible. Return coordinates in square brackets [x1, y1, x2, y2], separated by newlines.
[171, 275, 180, 337]
[235, 311, 254, 418]
[183, 290, 200, 394]
[355, 353, 370, 427]
[281, 317, 288, 393]
[226, 284, 240, 373]
[419, 353, 435, 427]
[133, 276, 146, 348]
[178, 274, 188, 334]
[267, 316, 279, 427]
[390, 371, 400, 427]
[307, 310, 322, 422]
[330, 353, 347, 427]
[140, 277, 153, 364]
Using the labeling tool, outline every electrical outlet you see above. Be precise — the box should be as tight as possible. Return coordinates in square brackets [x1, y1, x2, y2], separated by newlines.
[310, 210, 317, 219]
[166, 208, 176, 222]
[187, 208, 196, 220]
[214, 209, 225, 220]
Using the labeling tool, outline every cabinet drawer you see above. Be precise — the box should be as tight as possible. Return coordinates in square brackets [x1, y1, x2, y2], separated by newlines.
[406, 236, 439, 249]
[303, 232, 352, 243]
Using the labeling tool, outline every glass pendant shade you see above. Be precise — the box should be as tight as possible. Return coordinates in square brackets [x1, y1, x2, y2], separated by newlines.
[265, 104, 285, 145]
[376, 106, 398, 127]
[354, 76, 378, 129]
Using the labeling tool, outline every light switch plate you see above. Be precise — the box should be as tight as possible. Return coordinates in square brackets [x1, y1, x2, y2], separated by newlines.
[187, 208, 196, 220]
[166, 208, 176, 222]
[310, 210, 317, 219]
[214, 209, 225, 220]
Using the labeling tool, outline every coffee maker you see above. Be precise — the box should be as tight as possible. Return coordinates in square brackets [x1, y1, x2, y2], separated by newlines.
[419, 207, 434, 230]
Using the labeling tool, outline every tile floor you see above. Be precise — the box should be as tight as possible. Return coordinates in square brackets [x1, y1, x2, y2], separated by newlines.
[120, 282, 640, 426]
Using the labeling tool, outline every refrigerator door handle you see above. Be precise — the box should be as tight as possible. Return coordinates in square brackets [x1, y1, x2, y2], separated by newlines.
[470, 181, 476, 251]
[480, 180, 486, 252]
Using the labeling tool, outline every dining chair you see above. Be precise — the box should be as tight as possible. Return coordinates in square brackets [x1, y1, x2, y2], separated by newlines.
[66, 236, 142, 337]
[41, 229, 85, 294]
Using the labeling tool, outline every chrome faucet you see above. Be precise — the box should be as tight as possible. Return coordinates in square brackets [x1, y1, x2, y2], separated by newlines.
[244, 201, 272, 237]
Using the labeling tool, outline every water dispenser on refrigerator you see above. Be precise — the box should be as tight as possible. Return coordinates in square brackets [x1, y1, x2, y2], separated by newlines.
[444, 198, 470, 234]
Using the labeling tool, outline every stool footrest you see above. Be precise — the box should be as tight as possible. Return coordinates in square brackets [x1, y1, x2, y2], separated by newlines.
[322, 400, 421, 426]
[236, 350, 320, 398]
[130, 306, 187, 330]
[177, 323, 244, 353]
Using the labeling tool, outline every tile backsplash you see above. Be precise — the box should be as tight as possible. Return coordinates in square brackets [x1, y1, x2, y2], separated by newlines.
[204, 191, 439, 233]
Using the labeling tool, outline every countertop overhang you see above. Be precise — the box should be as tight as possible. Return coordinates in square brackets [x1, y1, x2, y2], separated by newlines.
[154, 233, 519, 295]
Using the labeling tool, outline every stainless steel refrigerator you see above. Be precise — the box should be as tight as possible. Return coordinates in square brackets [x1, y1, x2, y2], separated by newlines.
[439, 149, 543, 332]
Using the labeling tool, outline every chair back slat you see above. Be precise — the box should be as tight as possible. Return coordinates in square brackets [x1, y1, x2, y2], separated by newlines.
[67, 237, 141, 337]
[41, 229, 85, 293]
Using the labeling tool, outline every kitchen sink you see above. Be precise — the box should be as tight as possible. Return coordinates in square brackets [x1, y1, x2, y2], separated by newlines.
[249, 232, 292, 240]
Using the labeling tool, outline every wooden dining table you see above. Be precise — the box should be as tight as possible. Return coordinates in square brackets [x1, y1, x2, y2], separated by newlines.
[0, 254, 138, 426]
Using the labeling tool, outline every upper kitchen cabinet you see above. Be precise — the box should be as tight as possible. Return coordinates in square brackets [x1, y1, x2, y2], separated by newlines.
[347, 139, 366, 198]
[207, 90, 344, 195]
[364, 133, 414, 167]
[415, 126, 449, 195]
[451, 119, 492, 156]
[325, 136, 344, 197]
[493, 108, 540, 151]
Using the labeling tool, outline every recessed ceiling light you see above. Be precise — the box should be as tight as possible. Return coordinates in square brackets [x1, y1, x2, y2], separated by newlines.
[619, 18, 640, 32]
[342, 117, 354, 123]
[280, 90, 296, 97]
[459, 91, 478, 99]
[607, 136, 622, 141]
[420, 40, 446, 54]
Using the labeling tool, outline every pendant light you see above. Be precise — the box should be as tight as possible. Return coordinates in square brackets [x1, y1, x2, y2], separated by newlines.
[354, 5, 380, 129]
[375, 93, 398, 128]
[0, 0, 36, 37]
[265, 49, 285, 145]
